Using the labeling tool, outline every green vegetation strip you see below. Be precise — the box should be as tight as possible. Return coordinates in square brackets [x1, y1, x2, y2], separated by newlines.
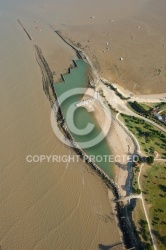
[141, 164, 166, 249]
[132, 199, 152, 250]
[121, 114, 166, 158]
[132, 165, 140, 194]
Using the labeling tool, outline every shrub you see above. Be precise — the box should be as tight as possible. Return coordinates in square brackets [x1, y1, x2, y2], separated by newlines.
[147, 156, 154, 165]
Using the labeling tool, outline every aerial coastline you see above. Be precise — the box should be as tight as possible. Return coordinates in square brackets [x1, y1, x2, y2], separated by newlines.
[50, 29, 166, 249]
[0, 0, 166, 249]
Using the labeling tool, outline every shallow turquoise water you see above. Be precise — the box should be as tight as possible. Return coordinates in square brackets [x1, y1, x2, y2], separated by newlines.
[53, 59, 114, 178]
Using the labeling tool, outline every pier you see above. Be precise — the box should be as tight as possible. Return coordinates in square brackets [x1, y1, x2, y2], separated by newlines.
[116, 194, 142, 202]
[76, 98, 95, 107]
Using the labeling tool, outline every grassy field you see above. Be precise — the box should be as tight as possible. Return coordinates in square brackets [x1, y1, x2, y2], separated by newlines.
[139, 102, 166, 115]
[138, 103, 158, 112]
[132, 165, 140, 194]
[141, 163, 166, 250]
[121, 114, 166, 158]
[132, 199, 152, 249]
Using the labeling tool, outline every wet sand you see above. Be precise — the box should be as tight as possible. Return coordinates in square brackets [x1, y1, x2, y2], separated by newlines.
[0, 1, 124, 250]
[57, 0, 166, 95]
[5, 0, 166, 94]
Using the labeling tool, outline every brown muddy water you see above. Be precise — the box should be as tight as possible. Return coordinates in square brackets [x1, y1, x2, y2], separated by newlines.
[0, 1, 124, 249]
[1, 0, 165, 249]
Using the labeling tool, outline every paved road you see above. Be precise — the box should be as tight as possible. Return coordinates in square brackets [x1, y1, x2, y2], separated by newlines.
[116, 113, 141, 153]
[98, 83, 166, 133]
[66, 42, 161, 250]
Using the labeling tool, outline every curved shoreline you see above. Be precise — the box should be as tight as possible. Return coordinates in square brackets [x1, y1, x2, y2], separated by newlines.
[34, 43, 145, 249]
[53, 77, 139, 250]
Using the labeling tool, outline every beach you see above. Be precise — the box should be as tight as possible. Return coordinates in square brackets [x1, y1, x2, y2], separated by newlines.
[82, 87, 135, 197]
